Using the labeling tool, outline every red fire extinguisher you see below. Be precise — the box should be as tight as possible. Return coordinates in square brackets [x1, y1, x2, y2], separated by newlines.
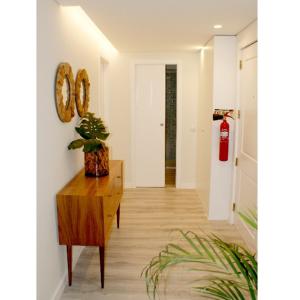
[219, 113, 233, 161]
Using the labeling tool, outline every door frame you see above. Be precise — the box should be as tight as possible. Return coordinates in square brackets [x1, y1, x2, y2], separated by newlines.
[229, 47, 241, 224]
[230, 42, 257, 252]
[130, 60, 183, 188]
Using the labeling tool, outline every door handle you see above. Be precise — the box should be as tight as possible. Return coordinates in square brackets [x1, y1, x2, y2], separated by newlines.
[160, 123, 164, 126]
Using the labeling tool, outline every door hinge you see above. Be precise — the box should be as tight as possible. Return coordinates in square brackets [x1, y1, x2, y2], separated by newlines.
[237, 109, 241, 119]
[235, 157, 239, 166]
[239, 60, 243, 70]
[232, 203, 236, 212]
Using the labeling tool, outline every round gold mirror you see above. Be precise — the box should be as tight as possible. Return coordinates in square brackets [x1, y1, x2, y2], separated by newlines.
[75, 69, 90, 117]
[55, 63, 75, 122]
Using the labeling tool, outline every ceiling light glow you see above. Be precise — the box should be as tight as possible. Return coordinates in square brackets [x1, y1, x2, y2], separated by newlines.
[214, 24, 223, 29]
[60, 6, 118, 60]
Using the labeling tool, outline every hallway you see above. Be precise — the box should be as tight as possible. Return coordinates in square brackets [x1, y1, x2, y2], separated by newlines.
[61, 188, 245, 300]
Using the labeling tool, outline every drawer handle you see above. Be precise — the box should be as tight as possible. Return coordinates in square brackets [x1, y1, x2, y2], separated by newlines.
[107, 214, 113, 218]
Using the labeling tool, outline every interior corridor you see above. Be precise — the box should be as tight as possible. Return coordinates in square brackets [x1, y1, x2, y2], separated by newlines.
[61, 188, 245, 300]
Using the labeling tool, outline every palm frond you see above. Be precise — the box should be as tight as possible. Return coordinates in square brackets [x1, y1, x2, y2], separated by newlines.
[142, 230, 257, 300]
[195, 279, 247, 300]
[239, 211, 257, 230]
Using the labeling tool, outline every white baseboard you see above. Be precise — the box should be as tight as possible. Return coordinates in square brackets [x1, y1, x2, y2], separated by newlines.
[176, 182, 196, 189]
[51, 270, 67, 300]
[125, 182, 135, 188]
[51, 246, 84, 300]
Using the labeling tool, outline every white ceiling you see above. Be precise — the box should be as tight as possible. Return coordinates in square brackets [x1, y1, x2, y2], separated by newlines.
[59, 0, 257, 52]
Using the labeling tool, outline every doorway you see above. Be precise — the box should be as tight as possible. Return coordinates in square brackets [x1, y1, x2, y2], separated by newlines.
[132, 61, 182, 188]
[165, 65, 177, 187]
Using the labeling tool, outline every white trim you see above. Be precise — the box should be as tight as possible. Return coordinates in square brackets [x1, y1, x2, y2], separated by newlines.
[178, 182, 196, 189]
[50, 247, 84, 300]
[51, 270, 67, 300]
[125, 181, 135, 188]
[130, 63, 136, 186]
[229, 48, 241, 224]
[230, 40, 258, 224]
[130, 60, 183, 188]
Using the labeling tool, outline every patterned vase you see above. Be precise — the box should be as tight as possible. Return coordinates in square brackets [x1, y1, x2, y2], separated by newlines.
[84, 147, 109, 177]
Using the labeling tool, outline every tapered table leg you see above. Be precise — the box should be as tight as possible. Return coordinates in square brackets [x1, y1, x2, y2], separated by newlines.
[99, 246, 105, 288]
[66, 245, 72, 286]
[117, 204, 120, 228]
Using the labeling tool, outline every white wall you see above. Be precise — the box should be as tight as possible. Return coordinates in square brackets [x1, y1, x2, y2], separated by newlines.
[238, 20, 257, 49]
[196, 39, 214, 214]
[196, 22, 257, 223]
[210, 36, 237, 220]
[108, 52, 199, 188]
[196, 36, 237, 220]
[37, 1, 115, 299]
[213, 37, 237, 108]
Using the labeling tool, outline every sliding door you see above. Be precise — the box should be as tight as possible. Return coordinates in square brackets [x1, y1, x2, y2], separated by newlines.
[135, 64, 165, 187]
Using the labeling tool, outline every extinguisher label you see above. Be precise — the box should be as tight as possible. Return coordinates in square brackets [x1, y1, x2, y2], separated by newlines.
[220, 131, 229, 138]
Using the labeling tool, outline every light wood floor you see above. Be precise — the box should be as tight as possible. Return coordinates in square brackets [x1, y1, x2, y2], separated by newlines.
[61, 188, 245, 300]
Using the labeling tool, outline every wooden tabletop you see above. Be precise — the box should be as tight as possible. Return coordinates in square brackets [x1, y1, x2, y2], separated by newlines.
[57, 160, 123, 197]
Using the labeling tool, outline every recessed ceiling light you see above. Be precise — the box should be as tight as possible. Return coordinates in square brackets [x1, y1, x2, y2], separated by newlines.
[214, 24, 223, 29]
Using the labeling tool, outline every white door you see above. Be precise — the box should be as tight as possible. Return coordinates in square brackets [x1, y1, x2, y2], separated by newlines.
[234, 43, 257, 249]
[135, 64, 165, 187]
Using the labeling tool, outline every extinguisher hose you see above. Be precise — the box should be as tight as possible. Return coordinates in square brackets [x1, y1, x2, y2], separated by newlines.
[224, 112, 234, 120]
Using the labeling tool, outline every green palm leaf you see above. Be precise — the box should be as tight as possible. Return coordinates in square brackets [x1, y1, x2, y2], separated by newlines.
[196, 279, 247, 300]
[239, 211, 257, 230]
[142, 229, 257, 300]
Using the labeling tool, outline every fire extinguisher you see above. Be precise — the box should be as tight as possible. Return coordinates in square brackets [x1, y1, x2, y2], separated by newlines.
[219, 113, 233, 161]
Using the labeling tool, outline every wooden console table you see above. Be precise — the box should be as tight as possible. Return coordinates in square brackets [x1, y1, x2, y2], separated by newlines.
[56, 160, 123, 288]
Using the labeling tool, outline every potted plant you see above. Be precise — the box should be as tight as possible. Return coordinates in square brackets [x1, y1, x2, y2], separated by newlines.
[143, 211, 257, 300]
[68, 112, 110, 177]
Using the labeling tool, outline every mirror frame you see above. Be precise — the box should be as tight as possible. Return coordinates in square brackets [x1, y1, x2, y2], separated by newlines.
[75, 69, 90, 117]
[55, 63, 75, 122]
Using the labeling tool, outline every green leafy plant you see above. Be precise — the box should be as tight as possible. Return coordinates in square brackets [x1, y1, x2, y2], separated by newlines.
[143, 213, 257, 300]
[239, 210, 257, 231]
[68, 112, 110, 152]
